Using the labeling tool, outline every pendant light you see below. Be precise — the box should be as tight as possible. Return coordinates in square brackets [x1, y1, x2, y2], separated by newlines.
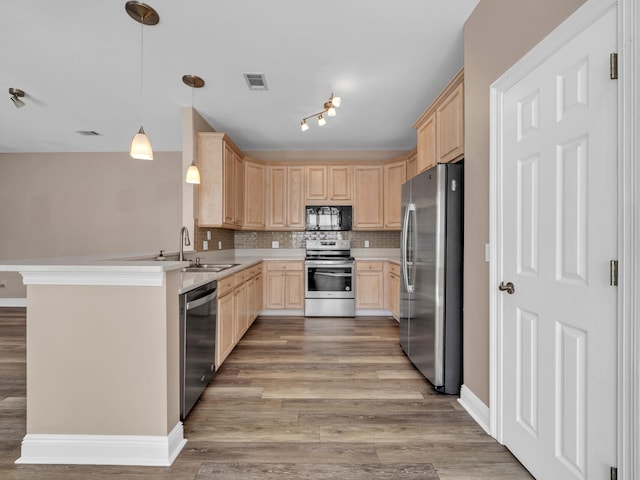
[182, 74, 205, 184]
[126, 2, 159, 160]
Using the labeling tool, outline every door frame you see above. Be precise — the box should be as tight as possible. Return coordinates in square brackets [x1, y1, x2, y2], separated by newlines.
[489, 0, 639, 478]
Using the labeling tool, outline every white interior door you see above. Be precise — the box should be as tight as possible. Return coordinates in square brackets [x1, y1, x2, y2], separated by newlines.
[495, 4, 617, 479]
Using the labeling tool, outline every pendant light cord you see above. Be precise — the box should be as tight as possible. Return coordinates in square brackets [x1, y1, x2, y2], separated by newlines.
[139, 14, 144, 126]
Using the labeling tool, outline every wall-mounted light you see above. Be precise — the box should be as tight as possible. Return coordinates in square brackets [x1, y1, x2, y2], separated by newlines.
[300, 92, 341, 131]
[9, 88, 25, 108]
[125, 1, 159, 160]
[182, 74, 205, 184]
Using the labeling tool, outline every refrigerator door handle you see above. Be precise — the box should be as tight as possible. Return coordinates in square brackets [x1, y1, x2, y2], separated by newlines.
[401, 202, 416, 293]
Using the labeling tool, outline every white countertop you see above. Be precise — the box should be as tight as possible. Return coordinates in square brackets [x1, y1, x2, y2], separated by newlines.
[0, 247, 400, 292]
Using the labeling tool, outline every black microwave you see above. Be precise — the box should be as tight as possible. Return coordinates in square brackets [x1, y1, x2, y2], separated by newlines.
[305, 206, 352, 231]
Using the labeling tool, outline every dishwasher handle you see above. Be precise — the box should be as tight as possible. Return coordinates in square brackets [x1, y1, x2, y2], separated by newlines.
[186, 290, 217, 310]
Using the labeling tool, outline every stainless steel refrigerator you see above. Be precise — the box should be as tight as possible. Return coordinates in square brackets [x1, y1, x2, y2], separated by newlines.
[400, 163, 463, 395]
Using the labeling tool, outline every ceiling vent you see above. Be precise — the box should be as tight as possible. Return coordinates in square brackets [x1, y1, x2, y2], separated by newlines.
[243, 73, 268, 91]
[75, 130, 102, 136]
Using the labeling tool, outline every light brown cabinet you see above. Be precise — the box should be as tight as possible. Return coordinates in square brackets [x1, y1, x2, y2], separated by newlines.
[414, 69, 464, 174]
[267, 166, 305, 230]
[196, 132, 245, 229]
[383, 159, 406, 230]
[215, 263, 263, 369]
[406, 148, 418, 180]
[386, 262, 401, 320]
[264, 261, 304, 310]
[355, 261, 385, 309]
[353, 166, 384, 230]
[305, 165, 351, 204]
[244, 159, 266, 229]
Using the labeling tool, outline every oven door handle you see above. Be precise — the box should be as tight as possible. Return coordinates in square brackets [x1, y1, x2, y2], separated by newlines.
[313, 272, 352, 277]
[186, 290, 217, 311]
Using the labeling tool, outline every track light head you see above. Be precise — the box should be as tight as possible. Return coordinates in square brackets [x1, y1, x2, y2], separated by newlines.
[301, 120, 309, 132]
[9, 88, 25, 108]
[317, 114, 326, 127]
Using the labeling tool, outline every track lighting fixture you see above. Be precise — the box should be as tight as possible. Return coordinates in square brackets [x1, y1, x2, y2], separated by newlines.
[182, 74, 205, 184]
[126, 1, 159, 160]
[300, 92, 341, 131]
[9, 88, 25, 108]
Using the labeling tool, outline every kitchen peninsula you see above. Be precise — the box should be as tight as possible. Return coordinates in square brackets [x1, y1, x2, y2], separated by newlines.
[1, 247, 398, 467]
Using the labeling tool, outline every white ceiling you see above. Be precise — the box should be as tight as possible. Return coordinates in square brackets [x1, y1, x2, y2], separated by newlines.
[0, 0, 479, 154]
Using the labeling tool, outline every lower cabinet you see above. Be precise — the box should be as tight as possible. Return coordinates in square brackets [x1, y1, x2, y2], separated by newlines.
[215, 262, 263, 369]
[264, 261, 304, 310]
[355, 261, 385, 309]
[386, 262, 400, 320]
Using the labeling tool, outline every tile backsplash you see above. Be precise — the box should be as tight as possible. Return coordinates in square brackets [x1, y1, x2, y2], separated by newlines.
[233, 230, 400, 249]
[195, 227, 400, 251]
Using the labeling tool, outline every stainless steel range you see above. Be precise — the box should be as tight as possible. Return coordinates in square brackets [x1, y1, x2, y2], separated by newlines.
[304, 239, 355, 317]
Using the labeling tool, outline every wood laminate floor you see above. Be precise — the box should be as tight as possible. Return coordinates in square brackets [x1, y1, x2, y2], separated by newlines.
[0, 308, 532, 479]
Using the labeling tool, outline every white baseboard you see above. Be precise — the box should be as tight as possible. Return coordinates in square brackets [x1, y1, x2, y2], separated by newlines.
[16, 422, 187, 466]
[458, 384, 491, 436]
[0, 298, 26, 307]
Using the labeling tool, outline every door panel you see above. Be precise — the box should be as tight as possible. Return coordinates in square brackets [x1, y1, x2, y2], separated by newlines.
[498, 5, 617, 479]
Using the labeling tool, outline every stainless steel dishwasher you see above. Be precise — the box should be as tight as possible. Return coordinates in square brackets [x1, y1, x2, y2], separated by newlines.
[179, 280, 217, 420]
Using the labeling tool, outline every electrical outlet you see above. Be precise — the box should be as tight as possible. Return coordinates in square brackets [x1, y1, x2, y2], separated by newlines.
[207, 231, 211, 240]
[485, 243, 490, 263]
[203, 240, 208, 250]
[218, 241, 222, 250]
[364, 240, 370, 248]
[272, 241, 279, 249]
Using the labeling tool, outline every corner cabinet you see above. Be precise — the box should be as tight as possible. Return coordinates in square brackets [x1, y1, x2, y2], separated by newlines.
[414, 69, 464, 174]
[383, 159, 406, 230]
[196, 132, 245, 229]
[244, 159, 266, 229]
[266, 165, 304, 230]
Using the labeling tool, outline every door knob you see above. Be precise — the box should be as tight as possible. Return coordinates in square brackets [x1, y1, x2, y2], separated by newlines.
[498, 281, 515, 294]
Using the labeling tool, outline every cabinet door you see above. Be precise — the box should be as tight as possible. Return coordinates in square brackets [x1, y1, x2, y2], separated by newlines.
[287, 166, 305, 229]
[267, 166, 287, 229]
[417, 113, 437, 173]
[234, 282, 248, 339]
[328, 166, 351, 201]
[384, 160, 406, 230]
[222, 144, 236, 226]
[355, 271, 384, 309]
[234, 155, 244, 227]
[244, 160, 265, 229]
[216, 293, 235, 368]
[390, 273, 400, 319]
[255, 273, 263, 315]
[305, 166, 327, 202]
[353, 166, 384, 229]
[406, 150, 418, 180]
[284, 272, 304, 309]
[437, 82, 464, 163]
[265, 271, 286, 309]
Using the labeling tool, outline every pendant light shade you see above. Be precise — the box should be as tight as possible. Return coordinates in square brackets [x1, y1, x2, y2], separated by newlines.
[185, 164, 201, 184]
[130, 126, 153, 160]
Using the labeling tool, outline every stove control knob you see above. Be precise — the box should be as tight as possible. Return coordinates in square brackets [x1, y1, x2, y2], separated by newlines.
[345, 286, 350, 291]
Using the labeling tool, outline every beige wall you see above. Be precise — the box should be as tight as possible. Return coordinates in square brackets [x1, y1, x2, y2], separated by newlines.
[26, 271, 180, 435]
[0, 151, 182, 297]
[463, 0, 585, 405]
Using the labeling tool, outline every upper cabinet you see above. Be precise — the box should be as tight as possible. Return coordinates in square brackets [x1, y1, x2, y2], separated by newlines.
[383, 159, 406, 230]
[305, 165, 351, 204]
[196, 132, 245, 229]
[353, 165, 384, 230]
[266, 165, 304, 230]
[244, 159, 265, 229]
[406, 148, 418, 181]
[414, 69, 464, 174]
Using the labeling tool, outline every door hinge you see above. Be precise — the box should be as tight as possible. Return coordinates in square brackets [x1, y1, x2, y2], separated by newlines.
[610, 53, 618, 79]
[610, 260, 619, 286]
[611, 466, 618, 480]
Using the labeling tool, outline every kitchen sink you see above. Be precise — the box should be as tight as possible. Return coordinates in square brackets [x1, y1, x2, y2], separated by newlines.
[181, 263, 239, 273]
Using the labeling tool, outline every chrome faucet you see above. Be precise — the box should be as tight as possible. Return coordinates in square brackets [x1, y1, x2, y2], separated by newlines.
[179, 226, 191, 262]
